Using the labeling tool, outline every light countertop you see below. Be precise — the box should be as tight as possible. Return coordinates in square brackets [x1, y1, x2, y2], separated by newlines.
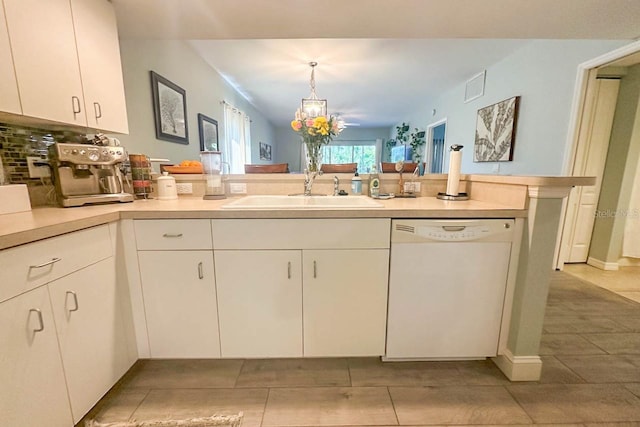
[0, 196, 525, 250]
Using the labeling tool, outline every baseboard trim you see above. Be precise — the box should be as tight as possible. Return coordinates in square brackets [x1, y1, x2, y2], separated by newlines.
[618, 257, 640, 267]
[587, 256, 619, 271]
[492, 349, 542, 381]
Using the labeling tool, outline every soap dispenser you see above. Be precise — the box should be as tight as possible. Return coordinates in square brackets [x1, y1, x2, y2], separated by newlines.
[351, 172, 362, 195]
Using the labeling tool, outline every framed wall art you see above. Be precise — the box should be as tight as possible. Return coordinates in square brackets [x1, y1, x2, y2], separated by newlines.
[259, 142, 272, 161]
[474, 95, 520, 162]
[197, 113, 219, 151]
[150, 71, 189, 144]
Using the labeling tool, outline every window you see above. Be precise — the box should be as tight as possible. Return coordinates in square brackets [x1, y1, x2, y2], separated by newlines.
[222, 103, 251, 174]
[321, 140, 380, 173]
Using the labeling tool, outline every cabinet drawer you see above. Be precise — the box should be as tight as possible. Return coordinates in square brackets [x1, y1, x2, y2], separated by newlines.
[134, 219, 212, 250]
[0, 225, 112, 303]
[212, 219, 391, 249]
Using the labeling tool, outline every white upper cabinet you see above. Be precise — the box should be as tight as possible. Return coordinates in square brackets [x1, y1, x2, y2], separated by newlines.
[4, 0, 87, 127]
[0, 2, 21, 115]
[3, 0, 129, 133]
[71, 0, 129, 133]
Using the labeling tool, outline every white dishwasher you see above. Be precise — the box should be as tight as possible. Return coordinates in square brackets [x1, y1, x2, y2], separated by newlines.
[385, 219, 515, 360]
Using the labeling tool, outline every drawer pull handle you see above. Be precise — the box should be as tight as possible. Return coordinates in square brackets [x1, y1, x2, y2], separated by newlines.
[198, 262, 204, 279]
[30, 257, 62, 269]
[30, 309, 44, 332]
[287, 261, 291, 279]
[313, 260, 317, 278]
[66, 291, 79, 312]
[162, 233, 183, 238]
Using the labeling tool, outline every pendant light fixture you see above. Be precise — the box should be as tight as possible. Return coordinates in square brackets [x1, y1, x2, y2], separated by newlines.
[300, 62, 327, 119]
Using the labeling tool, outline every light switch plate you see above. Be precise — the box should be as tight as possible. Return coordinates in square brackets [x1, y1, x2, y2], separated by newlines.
[229, 183, 247, 194]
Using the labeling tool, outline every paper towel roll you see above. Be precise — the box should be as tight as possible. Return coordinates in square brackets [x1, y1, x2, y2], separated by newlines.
[446, 145, 463, 196]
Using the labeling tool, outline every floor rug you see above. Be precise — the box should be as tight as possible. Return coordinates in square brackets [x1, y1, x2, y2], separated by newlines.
[85, 412, 243, 427]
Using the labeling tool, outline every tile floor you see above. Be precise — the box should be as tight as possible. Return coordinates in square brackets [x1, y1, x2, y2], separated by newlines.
[563, 264, 640, 304]
[79, 271, 640, 426]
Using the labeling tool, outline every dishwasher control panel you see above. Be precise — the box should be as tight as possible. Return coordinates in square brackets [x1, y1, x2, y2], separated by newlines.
[419, 225, 491, 241]
[392, 219, 515, 243]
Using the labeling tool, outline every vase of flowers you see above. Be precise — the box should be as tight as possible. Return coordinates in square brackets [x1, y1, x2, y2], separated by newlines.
[291, 113, 341, 172]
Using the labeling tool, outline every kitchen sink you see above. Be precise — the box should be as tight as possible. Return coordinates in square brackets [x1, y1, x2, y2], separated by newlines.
[221, 195, 384, 209]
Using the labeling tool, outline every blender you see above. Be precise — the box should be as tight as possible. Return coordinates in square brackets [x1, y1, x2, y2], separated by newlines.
[200, 151, 226, 200]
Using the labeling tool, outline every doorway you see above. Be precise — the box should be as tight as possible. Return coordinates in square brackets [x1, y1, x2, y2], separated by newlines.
[425, 119, 446, 174]
[557, 40, 640, 298]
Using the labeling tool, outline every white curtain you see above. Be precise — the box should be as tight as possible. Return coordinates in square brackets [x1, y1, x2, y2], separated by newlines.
[222, 103, 251, 174]
[622, 156, 640, 258]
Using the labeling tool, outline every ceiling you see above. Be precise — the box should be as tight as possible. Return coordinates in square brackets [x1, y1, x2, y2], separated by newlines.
[112, 0, 640, 128]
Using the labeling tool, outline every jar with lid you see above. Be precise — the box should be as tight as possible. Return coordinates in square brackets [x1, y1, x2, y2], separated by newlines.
[156, 171, 178, 200]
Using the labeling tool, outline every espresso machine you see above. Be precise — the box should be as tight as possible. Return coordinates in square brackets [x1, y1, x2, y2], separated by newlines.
[50, 142, 134, 207]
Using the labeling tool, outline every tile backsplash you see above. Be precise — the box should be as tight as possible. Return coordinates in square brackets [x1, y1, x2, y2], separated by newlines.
[0, 122, 86, 206]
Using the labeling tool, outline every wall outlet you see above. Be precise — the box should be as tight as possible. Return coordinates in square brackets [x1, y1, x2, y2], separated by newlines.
[27, 156, 50, 178]
[404, 181, 421, 193]
[176, 183, 193, 194]
[229, 183, 247, 194]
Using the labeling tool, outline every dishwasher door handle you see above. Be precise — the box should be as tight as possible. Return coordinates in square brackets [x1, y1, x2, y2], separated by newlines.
[442, 226, 466, 232]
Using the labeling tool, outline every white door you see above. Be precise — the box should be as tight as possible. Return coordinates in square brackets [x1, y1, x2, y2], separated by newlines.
[4, 0, 86, 126]
[71, 0, 129, 133]
[138, 250, 220, 358]
[0, 3, 21, 115]
[303, 249, 389, 357]
[49, 258, 131, 424]
[561, 76, 620, 263]
[0, 286, 73, 427]
[215, 250, 303, 358]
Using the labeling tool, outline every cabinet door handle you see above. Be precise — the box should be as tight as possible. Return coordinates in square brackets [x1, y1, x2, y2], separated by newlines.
[287, 261, 291, 279]
[198, 262, 204, 279]
[162, 233, 183, 238]
[71, 96, 82, 115]
[313, 260, 317, 278]
[30, 257, 62, 269]
[30, 309, 44, 332]
[66, 291, 79, 312]
[93, 102, 102, 119]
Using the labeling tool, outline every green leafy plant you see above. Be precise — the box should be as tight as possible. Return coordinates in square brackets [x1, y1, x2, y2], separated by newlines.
[409, 128, 426, 162]
[395, 123, 410, 145]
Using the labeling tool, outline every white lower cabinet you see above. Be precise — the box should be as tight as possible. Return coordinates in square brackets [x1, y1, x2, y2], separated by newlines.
[212, 219, 391, 358]
[303, 249, 390, 357]
[138, 250, 221, 358]
[0, 286, 73, 427]
[215, 250, 303, 358]
[48, 257, 130, 424]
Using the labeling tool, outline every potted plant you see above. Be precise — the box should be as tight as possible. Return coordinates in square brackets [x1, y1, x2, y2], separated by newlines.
[409, 128, 426, 162]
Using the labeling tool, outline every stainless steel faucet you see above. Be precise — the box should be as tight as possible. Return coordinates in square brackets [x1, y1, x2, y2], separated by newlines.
[333, 176, 339, 196]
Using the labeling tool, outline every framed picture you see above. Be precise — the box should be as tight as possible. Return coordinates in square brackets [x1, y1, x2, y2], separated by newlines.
[474, 96, 520, 162]
[259, 142, 272, 161]
[197, 113, 219, 151]
[150, 71, 188, 144]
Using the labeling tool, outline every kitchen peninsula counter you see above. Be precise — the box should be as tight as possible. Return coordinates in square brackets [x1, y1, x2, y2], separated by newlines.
[0, 173, 596, 250]
[0, 196, 525, 250]
[0, 174, 596, 383]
